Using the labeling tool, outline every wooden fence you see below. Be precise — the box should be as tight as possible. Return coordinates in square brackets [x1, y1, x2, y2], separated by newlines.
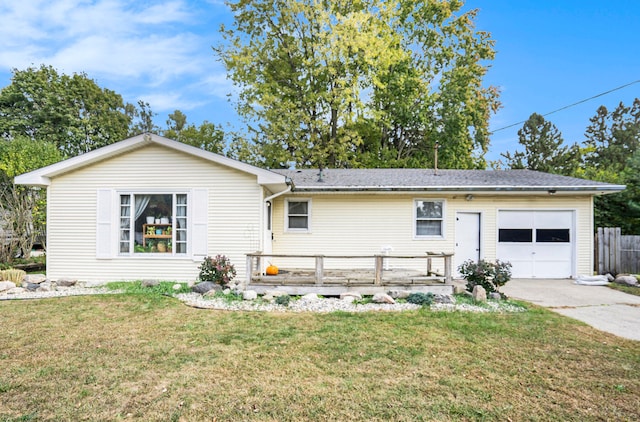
[595, 227, 640, 274]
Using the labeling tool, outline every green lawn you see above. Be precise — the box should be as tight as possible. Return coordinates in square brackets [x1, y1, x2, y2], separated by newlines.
[0, 293, 638, 421]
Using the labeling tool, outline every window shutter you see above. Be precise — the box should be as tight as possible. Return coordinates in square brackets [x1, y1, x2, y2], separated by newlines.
[191, 189, 208, 258]
[96, 189, 114, 259]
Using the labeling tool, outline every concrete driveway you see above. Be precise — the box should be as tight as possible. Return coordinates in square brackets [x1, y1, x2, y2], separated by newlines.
[501, 279, 640, 341]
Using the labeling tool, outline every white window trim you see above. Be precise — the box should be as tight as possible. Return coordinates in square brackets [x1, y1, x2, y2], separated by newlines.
[115, 190, 192, 258]
[285, 198, 312, 233]
[413, 198, 446, 239]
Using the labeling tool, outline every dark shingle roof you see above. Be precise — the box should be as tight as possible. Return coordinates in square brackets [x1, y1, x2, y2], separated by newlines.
[272, 169, 624, 194]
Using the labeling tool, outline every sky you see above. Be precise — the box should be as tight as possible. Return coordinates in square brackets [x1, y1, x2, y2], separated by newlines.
[1, 0, 639, 164]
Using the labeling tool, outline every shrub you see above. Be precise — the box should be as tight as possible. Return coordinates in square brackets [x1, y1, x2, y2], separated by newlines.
[458, 259, 512, 294]
[0, 268, 26, 286]
[406, 292, 434, 306]
[198, 255, 237, 286]
[275, 294, 291, 306]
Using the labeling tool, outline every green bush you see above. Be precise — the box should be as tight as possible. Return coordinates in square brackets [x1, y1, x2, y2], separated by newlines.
[457, 259, 512, 294]
[198, 255, 237, 286]
[275, 294, 291, 306]
[406, 292, 434, 306]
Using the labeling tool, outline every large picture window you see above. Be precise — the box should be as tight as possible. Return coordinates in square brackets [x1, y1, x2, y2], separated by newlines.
[118, 193, 188, 255]
[415, 200, 444, 237]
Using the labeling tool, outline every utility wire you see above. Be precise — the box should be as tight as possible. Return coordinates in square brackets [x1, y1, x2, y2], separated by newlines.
[490, 79, 640, 134]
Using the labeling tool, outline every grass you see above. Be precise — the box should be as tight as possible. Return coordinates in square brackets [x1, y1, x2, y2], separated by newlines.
[608, 283, 640, 297]
[0, 293, 639, 421]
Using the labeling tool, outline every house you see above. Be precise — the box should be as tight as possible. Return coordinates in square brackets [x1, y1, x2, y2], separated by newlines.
[14, 134, 624, 283]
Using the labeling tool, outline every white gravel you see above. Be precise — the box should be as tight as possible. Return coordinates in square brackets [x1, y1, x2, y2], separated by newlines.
[1, 285, 526, 313]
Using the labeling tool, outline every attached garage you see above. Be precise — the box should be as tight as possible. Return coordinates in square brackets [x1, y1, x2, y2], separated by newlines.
[497, 210, 575, 278]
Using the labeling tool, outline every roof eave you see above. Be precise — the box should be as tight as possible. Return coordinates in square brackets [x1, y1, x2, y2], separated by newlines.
[289, 185, 627, 195]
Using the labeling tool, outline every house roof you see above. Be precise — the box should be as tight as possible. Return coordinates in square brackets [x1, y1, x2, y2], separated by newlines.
[14, 134, 289, 192]
[273, 168, 625, 195]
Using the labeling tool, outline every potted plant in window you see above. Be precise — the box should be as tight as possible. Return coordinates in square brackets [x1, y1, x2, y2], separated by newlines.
[157, 240, 167, 253]
[147, 239, 157, 253]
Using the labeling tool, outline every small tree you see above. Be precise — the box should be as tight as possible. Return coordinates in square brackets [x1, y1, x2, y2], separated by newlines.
[458, 259, 512, 295]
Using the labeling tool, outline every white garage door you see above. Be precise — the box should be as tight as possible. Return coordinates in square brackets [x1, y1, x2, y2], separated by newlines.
[497, 210, 574, 278]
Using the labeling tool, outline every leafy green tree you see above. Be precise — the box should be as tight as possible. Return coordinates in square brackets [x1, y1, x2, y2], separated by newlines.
[163, 111, 226, 154]
[0, 137, 62, 260]
[578, 99, 640, 233]
[501, 113, 581, 175]
[0, 65, 131, 156]
[127, 100, 160, 136]
[217, 0, 499, 170]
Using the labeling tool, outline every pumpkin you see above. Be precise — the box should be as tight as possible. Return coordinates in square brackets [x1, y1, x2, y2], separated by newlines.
[266, 264, 279, 276]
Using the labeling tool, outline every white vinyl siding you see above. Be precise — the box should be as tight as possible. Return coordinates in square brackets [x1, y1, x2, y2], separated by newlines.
[46, 144, 262, 282]
[271, 193, 593, 277]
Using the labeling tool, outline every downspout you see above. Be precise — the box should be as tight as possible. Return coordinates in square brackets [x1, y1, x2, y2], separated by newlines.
[264, 181, 292, 203]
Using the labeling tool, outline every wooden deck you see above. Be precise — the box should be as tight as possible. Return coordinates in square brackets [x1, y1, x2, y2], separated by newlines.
[245, 253, 455, 295]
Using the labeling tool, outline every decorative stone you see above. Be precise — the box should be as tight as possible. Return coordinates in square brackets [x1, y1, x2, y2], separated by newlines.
[264, 290, 288, 298]
[242, 290, 258, 301]
[372, 293, 396, 304]
[141, 279, 159, 288]
[37, 284, 53, 292]
[6, 287, 26, 294]
[25, 282, 40, 292]
[614, 275, 639, 286]
[300, 293, 319, 301]
[341, 296, 356, 303]
[0, 281, 16, 292]
[432, 294, 455, 304]
[23, 274, 46, 284]
[489, 292, 502, 300]
[56, 278, 77, 287]
[387, 290, 410, 299]
[222, 288, 231, 295]
[472, 285, 487, 302]
[191, 282, 218, 294]
[172, 284, 182, 291]
[340, 291, 362, 301]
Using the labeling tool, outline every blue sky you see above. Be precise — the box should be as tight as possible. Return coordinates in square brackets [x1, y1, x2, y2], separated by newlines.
[1, 0, 639, 164]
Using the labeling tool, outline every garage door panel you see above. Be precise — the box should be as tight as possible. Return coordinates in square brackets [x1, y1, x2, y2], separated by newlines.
[497, 210, 574, 278]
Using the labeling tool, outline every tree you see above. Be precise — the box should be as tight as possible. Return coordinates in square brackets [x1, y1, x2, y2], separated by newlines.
[0, 65, 132, 156]
[127, 100, 160, 136]
[0, 137, 62, 261]
[217, 0, 499, 169]
[163, 111, 227, 154]
[578, 99, 640, 233]
[501, 113, 580, 175]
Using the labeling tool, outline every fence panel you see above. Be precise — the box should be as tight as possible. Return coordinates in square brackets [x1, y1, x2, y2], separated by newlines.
[596, 227, 640, 274]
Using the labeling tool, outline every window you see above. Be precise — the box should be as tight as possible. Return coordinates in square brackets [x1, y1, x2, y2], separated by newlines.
[499, 229, 533, 243]
[118, 193, 188, 255]
[415, 200, 444, 237]
[286, 199, 310, 231]
[536, 229, 570, 243]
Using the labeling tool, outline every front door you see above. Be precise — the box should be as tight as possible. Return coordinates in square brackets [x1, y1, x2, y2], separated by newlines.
[263, 201, 273, 256]
[455, 212, 481, 272]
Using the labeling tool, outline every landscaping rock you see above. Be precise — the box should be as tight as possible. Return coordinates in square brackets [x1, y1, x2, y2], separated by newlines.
[56, 278, 77, 287]
[25, 283, 40, 292]
[432, 294, 454, 304]
[472, 285, 487, 302]
[300, 293, 320, 301]
[0, 281, 16, 292]
[6, 287, 26, 294]
[340, 291, 362, 301]
[191, 282, 218, 294]
[23, 274, 46, 284]
[341, 295, 356, 303]
[265, 289, 288, 298]
[242, 290, 258, 301]
[489, 292, 502, 300]
[141, 279, 159, 288]
[222, 288, 231, 295]
[37, 283, 53, 292]
[387, 290, 410, 299]
[614, 275, 639, 287]
[172, 284, 182, 291]
[372, 293, 396, 304]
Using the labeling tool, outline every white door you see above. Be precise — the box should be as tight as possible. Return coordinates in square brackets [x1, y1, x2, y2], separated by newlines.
[455, 212, 481, 272]
[263, 201, 273, 256]
[497, 210, 574, 278]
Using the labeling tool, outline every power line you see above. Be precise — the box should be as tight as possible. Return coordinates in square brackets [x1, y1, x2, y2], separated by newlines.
[490, 79, 640, 134]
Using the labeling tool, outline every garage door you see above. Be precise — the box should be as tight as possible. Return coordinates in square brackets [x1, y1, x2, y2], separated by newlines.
[497, 210, 574, 278]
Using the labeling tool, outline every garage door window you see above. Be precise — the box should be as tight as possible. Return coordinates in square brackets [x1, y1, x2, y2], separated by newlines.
[498, 229, 532, 242]
[536, 229, 570, 243]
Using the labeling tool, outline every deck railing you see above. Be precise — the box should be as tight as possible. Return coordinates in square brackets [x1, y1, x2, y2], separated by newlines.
[245, 252, 453, 286]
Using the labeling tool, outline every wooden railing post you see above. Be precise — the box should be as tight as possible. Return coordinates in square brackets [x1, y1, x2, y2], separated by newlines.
[444, 254, 452, 283]
[315, 255, 324, 285]
[374, 255, 383, 285]
[246, 254, 253, 286]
